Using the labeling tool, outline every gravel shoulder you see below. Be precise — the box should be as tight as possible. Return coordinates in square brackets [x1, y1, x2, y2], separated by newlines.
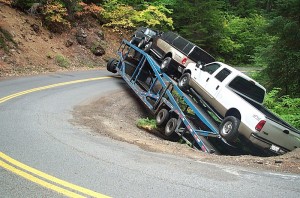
[72, 89, 300, 174]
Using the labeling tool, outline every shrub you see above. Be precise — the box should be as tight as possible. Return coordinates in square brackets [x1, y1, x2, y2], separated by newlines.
[264, 88, 300, 129]
[11, 0, 36, 11]
[0, 27, 17, 53]
[43, 1, 71, 33]
[55, 54, 70, 68]
[101, 1, 173, 30]
[137, 118, 157, 130]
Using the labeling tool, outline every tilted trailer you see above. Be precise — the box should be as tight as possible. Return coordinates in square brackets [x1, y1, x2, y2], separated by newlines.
[107, 40, 233, 154]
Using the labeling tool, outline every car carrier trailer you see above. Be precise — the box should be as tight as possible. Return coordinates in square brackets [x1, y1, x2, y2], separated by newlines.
[107, 40, 231, 154]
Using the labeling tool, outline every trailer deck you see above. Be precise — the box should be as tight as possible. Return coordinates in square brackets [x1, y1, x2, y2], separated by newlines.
[107, 40, 232, 154]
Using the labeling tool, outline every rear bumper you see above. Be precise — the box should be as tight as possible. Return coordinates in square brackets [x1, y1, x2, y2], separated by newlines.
[249, 134, 289, 155]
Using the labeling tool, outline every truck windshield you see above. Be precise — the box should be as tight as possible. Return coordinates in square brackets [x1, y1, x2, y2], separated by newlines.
[229, 76, 265, 104]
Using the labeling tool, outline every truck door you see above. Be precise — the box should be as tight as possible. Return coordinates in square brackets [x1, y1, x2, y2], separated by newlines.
[196, 63, 221, 98]
[207, 68, 232, 98]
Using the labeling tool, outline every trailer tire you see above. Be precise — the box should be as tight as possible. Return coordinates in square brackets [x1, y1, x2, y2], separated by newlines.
[164, 118, 178, 138]
[107, 58, 118, 73]
[106, 58, 115, 72]
[160, 57, 171, 73]
[178, 73, 191, 91]
[156, 108, 169, 127]
[219, 116, 240, 142]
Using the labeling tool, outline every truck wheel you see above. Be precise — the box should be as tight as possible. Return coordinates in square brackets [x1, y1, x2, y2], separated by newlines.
[143, 41, 152, 53]
[178, 73, 191, 91]
[219, 116, 240, 142]
[160, 57, 171, 73]
[164, 118, 178, 138]
[138, 39, 146, 49]
[107, 58, 118, 73]
[156, 108, 169, 127]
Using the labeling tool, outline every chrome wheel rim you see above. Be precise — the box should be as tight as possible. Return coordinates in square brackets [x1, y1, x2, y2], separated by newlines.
[222, 121, 233, 135]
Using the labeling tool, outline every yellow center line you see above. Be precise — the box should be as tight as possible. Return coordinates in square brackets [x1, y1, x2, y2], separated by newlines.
[0, 76, 113, 197]
[0, 159, 85, 198]
[0, 76, 112, 104]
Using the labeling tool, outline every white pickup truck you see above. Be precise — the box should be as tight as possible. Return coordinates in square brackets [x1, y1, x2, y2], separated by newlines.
[178, 61, 300, 154]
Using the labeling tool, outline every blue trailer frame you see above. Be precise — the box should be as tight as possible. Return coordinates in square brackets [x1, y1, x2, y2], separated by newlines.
[108, 40, 226, 153]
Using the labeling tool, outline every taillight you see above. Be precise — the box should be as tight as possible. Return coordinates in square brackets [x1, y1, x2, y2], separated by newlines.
[182, 57, 187, 65]
[255, 120, 266, 132]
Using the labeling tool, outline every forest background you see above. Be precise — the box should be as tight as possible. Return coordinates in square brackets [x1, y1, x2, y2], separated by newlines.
[3, 0, 300, 128]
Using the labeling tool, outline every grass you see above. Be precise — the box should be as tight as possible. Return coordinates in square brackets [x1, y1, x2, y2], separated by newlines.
[0, 26, 17, 53]
[55, 54, 70, 68]
[137, 118, 157, 130]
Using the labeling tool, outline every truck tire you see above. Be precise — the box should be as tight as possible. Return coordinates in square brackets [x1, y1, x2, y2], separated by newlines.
[219, 116, 240, 142]
[107, 58, 118, 73]
[138, 39, 146, 49]
[143, 41, 152, 53]
[178, 73, 191, 91]
[160, 57, 171, 73]
[156, 108, 169, 127]
[164, 118, 178, 138]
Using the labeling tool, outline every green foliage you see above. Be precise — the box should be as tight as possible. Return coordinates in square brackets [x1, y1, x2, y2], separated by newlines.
[219, 14, 273, 65]
[131, 5, 173, 30]
[12, 0, 37, 10]
[264, 88, 300, 129]
[137, 118, 157, 130]
[101, 0, 173, 30]
[55, 54, 70, 68]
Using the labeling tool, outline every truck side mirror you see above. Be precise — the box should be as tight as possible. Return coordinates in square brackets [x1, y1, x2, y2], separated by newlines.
[196, 61, 203, 69]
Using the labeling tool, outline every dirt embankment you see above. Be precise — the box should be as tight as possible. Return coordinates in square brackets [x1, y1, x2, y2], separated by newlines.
[0, 2, 122, 77]
[73, 89, 300, 174]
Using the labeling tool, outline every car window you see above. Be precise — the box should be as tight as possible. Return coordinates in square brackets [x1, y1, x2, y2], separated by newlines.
[163, 32, 177, 43]
[172, 37, 189, 50]
[144, 28, 156, 37]
[189, 46, 215, 64]
[202, 63, 220, 74]
[229, 76, 265, 103]
[182, 43, 194, 54]
[215, 68, 231, 82]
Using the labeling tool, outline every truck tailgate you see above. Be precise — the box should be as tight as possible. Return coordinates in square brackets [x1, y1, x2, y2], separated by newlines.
[257, 118, 300, 152]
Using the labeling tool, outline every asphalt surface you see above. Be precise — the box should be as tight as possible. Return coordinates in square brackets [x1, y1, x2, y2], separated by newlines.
[0, 70, 300, 198]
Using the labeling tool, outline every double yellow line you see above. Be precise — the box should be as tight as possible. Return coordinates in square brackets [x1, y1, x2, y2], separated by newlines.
[0, 77, 112, 197]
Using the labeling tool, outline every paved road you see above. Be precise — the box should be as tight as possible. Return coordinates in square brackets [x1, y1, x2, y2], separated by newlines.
[0, 70, 299, 197]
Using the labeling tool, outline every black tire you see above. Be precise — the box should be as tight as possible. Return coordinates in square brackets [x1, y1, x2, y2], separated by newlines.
[143, 41, 152, 53]
[219, 116, 240, 142]
[106, 58, 116, 72]
[178, 73, 191, 91]
[137, 39, 146, 49]
[160, 57, 171, 73]
[156, 108, 169, 127]
[107, 58, 118, 73]
[164, 118, 178, 138]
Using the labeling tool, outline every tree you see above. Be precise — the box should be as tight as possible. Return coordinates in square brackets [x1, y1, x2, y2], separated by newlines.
[261, 0, 300, 97]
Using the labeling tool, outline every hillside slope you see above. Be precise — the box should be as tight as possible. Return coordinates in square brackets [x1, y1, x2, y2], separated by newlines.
[0, 2, 123, 77]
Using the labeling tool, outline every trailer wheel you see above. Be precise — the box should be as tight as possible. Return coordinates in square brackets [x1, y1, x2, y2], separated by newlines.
[219, 116, 240, 142]
[160, 57, 171, 73]
[164, 118, 178, 138]
[178, 73, 191, 91]
[156, 108, 169, 127]
[107, 58, 118, 73]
